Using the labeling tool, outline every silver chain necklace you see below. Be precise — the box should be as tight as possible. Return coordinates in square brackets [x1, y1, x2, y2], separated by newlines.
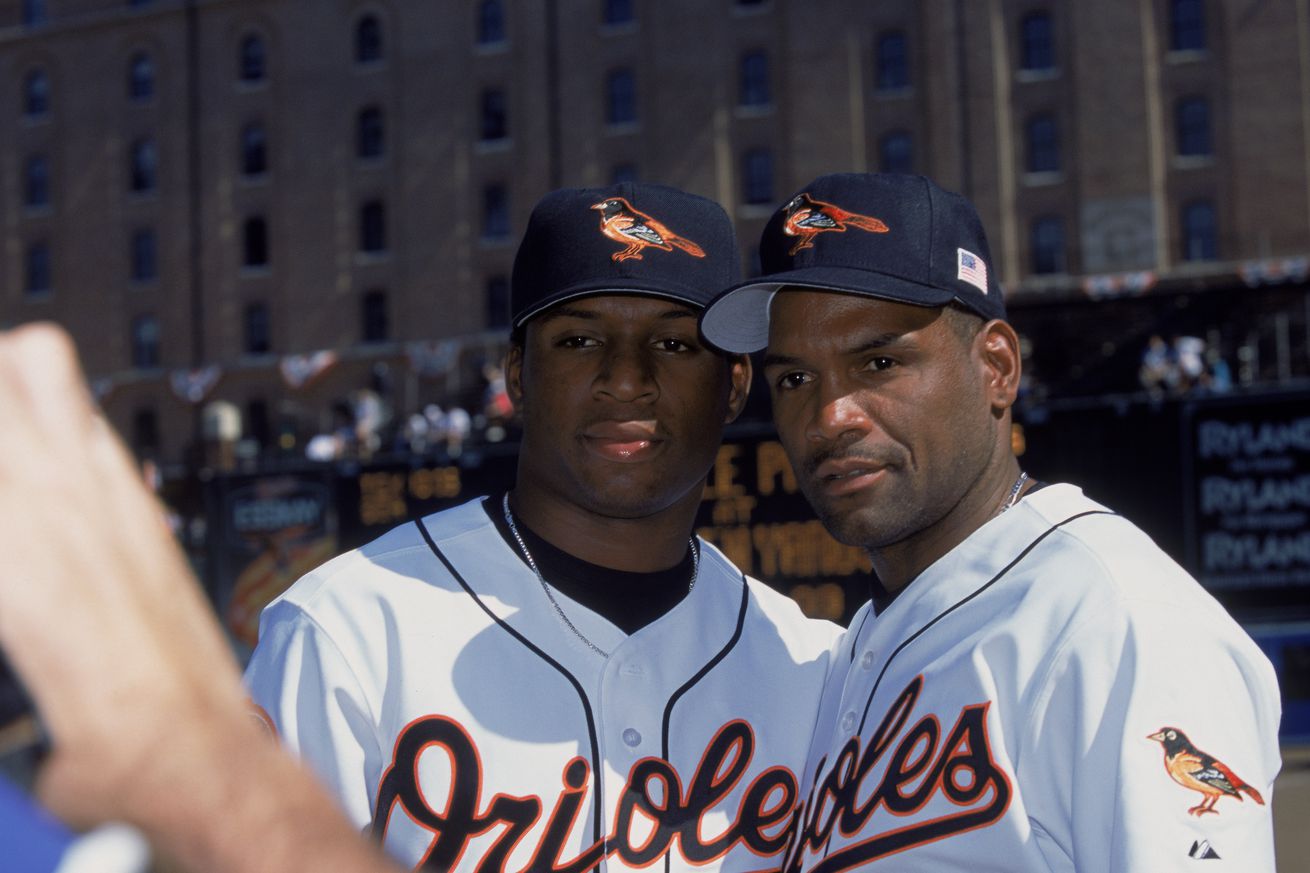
[501, 493, 699, 659]
[998, 471, 1029, 514]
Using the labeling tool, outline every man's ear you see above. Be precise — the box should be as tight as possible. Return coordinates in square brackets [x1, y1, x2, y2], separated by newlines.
[505, 342, 525, 408]
[724, 354, 752, 424]
[977, 320, 1021, 413]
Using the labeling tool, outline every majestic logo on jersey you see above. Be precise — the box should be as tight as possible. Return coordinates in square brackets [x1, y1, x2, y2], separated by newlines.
[1146, 726, 1265, 817]
[590, 197, 708, 262]
[776, 675, 1011, 873]
[373, 715, 797, 871]
[780, 193, 889, 255]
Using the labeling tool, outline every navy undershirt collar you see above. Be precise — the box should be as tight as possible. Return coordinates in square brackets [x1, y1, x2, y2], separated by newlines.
[484, 494, 695, 635]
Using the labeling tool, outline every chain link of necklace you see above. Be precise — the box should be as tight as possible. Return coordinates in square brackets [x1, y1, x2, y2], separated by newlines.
[501, 493, 699, 659]
[998, 471, 1029, 514]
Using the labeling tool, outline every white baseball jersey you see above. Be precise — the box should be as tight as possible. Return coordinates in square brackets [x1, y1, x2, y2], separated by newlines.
[245, 497, 839, 872]
[786, 483, 1281, 873]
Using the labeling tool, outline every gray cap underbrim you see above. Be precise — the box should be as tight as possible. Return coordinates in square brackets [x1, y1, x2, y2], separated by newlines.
[700, 266, 958, 353]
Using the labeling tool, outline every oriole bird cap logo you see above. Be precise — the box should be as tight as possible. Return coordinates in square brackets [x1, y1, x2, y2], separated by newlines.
[1147, 726, 1265, 817]
[781, 192, 889, 256]
[590, 196, 707, 263]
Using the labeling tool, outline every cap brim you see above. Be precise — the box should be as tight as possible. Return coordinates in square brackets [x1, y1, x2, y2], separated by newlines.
[701, 266, 957, 353]
[513, 281, 708, 329]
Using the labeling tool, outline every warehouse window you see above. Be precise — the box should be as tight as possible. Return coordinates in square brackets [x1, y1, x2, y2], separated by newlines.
[128, 52, 155, 101]
[1031, 216, 1066, 274]
[24, 154, 50, 208]
[1181, 200, 1217, 261]
[742, 148, 774, 205]
[1025, 113, 1060, 173]
[878, 131, 914, 174]
[131, 315, 161, 369]
[355, 14, 383, 64]
[1176, 96, 1211, 157]
[1170, 0, 1205, 52]
[244, 302, 271, 354]
[357, 106, 385, 158]
[875, 30, 909, 91]
[739, 51, 770, 107]
[361, 289, 389, 343]
[239, 33, 266, 83]
[359, 200, 387, 253]
[606, 68, 637, 124]
[130, 138, 158, 192]
[477, 0, 505, 45]
[23, 69, 50, 117]
[243, 216, 269, 268]
[241, 121, 267, 176]
[1020, 11, 1054, 71]
[480, 89, 508, 141]
[131, 228, 158, 282]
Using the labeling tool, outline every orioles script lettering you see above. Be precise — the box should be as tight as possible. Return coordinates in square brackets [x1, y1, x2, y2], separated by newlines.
[372, 716, 797, 872]
[779, 675, 1012, 873]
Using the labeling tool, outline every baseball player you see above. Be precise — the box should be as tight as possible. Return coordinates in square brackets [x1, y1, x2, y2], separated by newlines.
[700, 173, 1282, 871]
[245, 183, 840, 872]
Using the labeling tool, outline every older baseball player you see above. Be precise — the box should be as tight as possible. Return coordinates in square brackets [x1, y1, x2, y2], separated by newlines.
[701, 173, 1282, 871]
[245, 183, 840, 872]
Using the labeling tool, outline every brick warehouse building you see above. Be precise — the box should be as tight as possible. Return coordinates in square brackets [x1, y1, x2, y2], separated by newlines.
[1, 0, 1308, 465]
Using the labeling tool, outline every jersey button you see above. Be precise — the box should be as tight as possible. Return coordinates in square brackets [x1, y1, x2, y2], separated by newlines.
[840, 711, 856, 733]
[860, 651, 875, 671]
[622, 728, 642, 747]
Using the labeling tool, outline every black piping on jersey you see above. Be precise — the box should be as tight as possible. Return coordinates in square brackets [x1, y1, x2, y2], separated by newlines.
[658, 562, 750, 873]
[856, 510, 1115, 735]
[846, 609, 873, 664]
[415, 517, 607, 849]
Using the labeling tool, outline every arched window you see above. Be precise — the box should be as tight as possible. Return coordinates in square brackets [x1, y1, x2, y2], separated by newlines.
[128, 52, 154, 101]
[239, 33, 266, 83]
[241, 121, 267, 176]
[355, 14, 383, 64]
[878, 130, 914, 174]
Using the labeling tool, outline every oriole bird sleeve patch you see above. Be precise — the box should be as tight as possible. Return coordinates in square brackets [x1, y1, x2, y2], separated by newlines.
[1147, 726, 1265, 817]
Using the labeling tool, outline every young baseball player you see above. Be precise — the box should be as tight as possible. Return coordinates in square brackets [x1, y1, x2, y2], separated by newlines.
[245, 183, 840, 872]
[701, 173, 1282, 871]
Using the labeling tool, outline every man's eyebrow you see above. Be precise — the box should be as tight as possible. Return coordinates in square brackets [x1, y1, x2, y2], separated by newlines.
[762, 332, 906, 368]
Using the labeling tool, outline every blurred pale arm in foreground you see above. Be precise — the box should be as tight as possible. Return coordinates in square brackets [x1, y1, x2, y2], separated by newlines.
[0, 323, 401, 873]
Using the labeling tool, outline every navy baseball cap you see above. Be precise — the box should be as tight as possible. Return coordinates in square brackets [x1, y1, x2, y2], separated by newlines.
[510, 182, 740, 329]
[701, 173, 1005, 353]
